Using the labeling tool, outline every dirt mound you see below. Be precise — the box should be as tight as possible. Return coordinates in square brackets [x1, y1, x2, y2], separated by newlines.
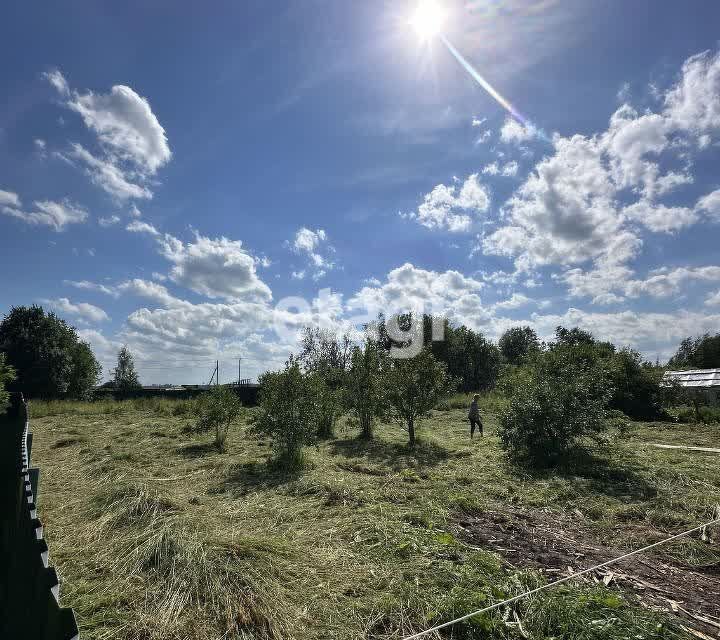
[456, 509, 720, 638]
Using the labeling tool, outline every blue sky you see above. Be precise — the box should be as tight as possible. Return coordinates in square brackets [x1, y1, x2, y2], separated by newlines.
[2, 0, 720, 383]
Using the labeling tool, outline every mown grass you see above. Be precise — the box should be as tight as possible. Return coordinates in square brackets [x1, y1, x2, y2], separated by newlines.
[27, 395, 720, 639]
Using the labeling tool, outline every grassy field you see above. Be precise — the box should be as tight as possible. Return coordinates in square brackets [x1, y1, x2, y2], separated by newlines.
[28, 396, 720, 640]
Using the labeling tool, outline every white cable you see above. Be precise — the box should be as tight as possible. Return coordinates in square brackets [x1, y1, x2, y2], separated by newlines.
[402, 517, 720, 640]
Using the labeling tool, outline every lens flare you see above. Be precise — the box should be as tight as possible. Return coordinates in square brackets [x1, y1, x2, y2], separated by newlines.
[410, 1, 445, 40]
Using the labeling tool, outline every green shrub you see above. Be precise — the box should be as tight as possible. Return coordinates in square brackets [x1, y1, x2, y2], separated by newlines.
[0, 353, 16, 415]
[193, 387, 243, 451]
[497, 349, 613, 467]
[345, 340, 387, 439]
[253, 358, 321, 470]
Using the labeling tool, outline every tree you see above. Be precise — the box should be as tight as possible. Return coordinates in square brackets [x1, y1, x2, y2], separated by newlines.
[384, 348, 455, 447]
[113, 346, 141, 393]
[67, 342, 103, 400]
[194, 386, 243, 451]
[0, 305, 100, 398]
[607, 348, 664, 419]
[499, 326, 540, 365]
[0, 353, 16, 415]
[668, 333, 720, 369]
[376, 313, 501, 392]
[345, 339, 388, 439]
[497, 348, 613, 467]
[253, 357, 321, 470]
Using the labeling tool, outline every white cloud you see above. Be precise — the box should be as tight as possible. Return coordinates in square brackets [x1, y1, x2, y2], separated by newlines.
[160, 232, 272, 302]
[696, 188, 720, 221]
[65, 280, 118, 297]
[0, 189, 20, 207]
[492, 292, 533, 310]
[99, 214, 121, 227]
[348, 263, 488, 328]
[126, 220, 159, 235]
[625, 266, 720, 299]
[404, 173, 490, 232]
[664, 49, 720, 141]
[484, 134, 628, 267]
[117, 278, 182, 307]
[500, 117, 537, 144]
[129, 204, 142, 218]
[290, 227, 335, 279]
[46, 70, 170, 201]
[64, 143, 152, 201]
[622, 200, 698, 233]
[42, 297, 109, 323]
[705, 290, 720, 306]
[34, 139, 46, 151]
[43, 70, 69, 96]
[2, 199, 88, 231]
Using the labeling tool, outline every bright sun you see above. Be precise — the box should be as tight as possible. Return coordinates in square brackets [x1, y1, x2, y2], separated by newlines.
[410, 1, 445, 40]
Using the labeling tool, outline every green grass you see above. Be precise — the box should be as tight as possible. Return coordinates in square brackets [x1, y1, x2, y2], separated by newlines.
[27, 398, 720, 639]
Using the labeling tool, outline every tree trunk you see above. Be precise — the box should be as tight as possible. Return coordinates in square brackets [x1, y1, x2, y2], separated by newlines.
[360, 413, 373, 440]
[408, 417, 416, 447]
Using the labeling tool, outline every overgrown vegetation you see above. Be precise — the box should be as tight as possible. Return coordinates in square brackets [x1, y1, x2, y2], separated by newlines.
[27, 396, 719, 640]
[194, 386, 243, 450]
[668, 332, 720, 369]
[254, 357, 322, 470]
[0, 352, 16, 414]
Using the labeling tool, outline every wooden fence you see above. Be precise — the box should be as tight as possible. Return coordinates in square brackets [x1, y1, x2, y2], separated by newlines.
[0, 393, 79, 639]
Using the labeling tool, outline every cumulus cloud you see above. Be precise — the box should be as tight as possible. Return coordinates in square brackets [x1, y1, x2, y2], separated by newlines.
[348, 263, 488, 328]
[160, 232, 272, 302]
[99, 214, 121, 227]
[126, 220, 159, 235]
[290, 227, 335, 279]
[61, 143, 152, 201]
[46, 70, 170, 201]
[500, 117, 537, 144]
[2, 199, 88, 231]
[64, 280, 118, 297]
[403, 174, 490, 232]
[705, 290, 720, 306]
[697, 188, 720, 221]
[622, 200, 698, 233]
[0, 189, 20, 207]
[664, 49, 720, 142]
[42, 297, 109, 323]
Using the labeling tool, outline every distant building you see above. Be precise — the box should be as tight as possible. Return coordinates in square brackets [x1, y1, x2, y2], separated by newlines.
[663, 368, 720, 404]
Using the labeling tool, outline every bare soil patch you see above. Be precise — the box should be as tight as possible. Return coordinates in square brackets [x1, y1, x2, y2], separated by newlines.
[456, 508, 720, 638]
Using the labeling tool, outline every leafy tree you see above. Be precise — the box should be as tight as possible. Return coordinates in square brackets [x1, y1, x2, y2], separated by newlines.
[607, 348, 664, 419]
[376, 313, 501, 392]
[67, 342, 103, 400]
[497, 349, 614, 467]
[297, 327, 350, 438]
[254, 357, 321, 469]
[498, 326, 540, 365]
[384, 348, 455, 447]
[113, 346, 141, 393]
[0, 305, 100, 398]
[0, 353, 16, 415]
[553, 326, 597, 348]
[668, 333, 720, 369]
[345, 339, 388, 439]
[194, 386, 243, 451]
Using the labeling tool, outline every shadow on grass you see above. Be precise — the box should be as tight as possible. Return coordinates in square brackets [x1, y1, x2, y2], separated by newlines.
[222, 460, 301, 495]
[176, 441, 220, 458]
[511, 449, 658, 501]
[329, 436, 464, 470]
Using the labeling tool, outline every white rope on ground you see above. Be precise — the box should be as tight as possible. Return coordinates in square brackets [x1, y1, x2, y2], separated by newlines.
[402, 516, 720, 640]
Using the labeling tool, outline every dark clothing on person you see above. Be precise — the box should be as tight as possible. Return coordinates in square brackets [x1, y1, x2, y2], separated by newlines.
[468, 400, 483, 438]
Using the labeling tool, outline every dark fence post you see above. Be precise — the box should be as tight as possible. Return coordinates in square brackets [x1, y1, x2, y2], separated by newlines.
[0, 392, 79, 639]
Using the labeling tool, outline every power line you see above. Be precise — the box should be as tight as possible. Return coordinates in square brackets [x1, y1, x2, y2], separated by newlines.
[402, 516, 720, 640]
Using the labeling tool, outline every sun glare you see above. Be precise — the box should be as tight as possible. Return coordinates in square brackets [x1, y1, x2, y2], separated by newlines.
[410, 1, 445, 40]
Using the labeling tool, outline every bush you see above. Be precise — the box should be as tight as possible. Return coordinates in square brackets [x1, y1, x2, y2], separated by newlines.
[497, 350, 613, 467]
[0, 353, 16, 415]
[345, 340, 387, 439]
[606, 349, 664, 420]
[384, 348, 456, 447]
[193, 387, 243, 451]
[253, 358, 321, 470]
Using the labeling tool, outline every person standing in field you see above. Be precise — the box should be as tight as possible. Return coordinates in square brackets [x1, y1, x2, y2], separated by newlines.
[468, 393, 483, 439]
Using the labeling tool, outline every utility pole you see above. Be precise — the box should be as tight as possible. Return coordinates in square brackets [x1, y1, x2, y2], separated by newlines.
[216, 359, 219, 387]
[238, 356, 242, 385]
